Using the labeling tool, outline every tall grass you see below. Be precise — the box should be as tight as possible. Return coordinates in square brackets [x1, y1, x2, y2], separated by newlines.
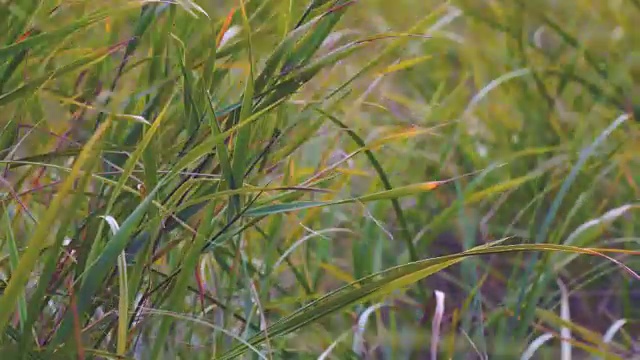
[1, 0, 639, 359]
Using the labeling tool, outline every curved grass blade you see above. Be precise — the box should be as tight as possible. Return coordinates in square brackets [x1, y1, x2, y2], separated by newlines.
[218, 243, 639, 359]
[314, 108, 420, 264]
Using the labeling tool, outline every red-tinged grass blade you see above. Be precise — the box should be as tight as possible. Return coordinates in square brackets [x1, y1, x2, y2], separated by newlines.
[412, 154, 559, 257]
[0, 118, 112, 335]
[216, 7, 237, 48]
[17, 151, 103, 356]
[0, 4, 141, 61]
[3, 1, 40, 45]
[217, 243, 640, 359]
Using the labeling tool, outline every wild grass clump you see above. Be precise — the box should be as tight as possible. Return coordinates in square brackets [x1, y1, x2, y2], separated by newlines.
[1, 0, 640, 359]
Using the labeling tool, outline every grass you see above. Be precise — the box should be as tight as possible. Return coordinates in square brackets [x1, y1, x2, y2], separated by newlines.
[1, 0, 640, 359]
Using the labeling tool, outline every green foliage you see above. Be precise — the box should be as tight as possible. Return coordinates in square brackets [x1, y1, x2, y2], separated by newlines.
[1, 0, 639, 359]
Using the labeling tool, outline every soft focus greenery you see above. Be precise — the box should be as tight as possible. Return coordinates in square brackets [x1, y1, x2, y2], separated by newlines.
[1, 0, 640, 359]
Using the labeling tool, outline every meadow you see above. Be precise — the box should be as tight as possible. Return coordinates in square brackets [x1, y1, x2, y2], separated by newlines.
[1, 0, 640, 358]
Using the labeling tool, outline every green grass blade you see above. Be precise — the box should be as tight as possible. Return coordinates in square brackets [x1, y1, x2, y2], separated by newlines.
[218, 243, 632, 359]
[244, 181, 443, 217]
[51, 181, 164, 346]
[515, 113, 631, 336]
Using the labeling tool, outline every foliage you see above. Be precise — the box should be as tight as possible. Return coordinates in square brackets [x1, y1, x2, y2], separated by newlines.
[1, 0, 639, 358]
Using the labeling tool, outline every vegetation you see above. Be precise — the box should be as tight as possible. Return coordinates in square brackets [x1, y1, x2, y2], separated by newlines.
[1, 0, 640, 358]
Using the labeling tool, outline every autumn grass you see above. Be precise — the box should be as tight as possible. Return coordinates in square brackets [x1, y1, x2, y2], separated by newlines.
[1, 0, 640, 359]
